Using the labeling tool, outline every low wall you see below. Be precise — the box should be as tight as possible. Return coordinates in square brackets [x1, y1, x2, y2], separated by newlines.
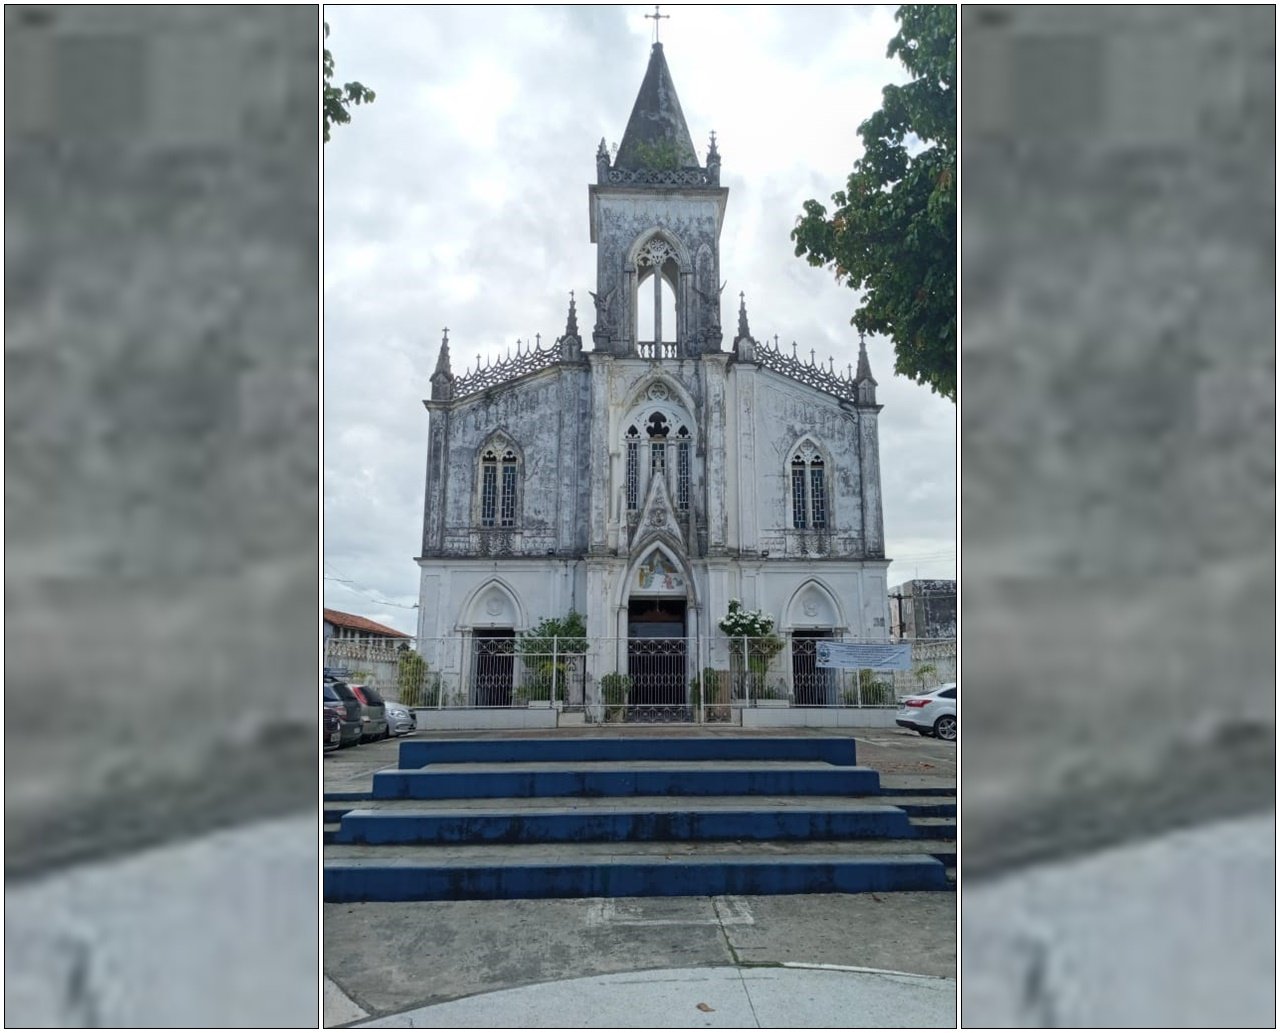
[410, 707, 559, 731]
[741, 708, 899, 729]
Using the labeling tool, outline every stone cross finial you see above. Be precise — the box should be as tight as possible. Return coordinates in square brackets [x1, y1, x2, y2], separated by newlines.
[645, 5, 669, 43]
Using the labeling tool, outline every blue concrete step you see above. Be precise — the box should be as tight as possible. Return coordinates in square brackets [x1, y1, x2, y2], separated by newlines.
[397, 736, 858, 768]
[371, 764, 882, 800]
[335, 803, 914, 845]
[323, 852, 949, 902]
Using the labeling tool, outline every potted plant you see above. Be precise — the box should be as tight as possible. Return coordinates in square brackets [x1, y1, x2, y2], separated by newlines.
[599, 673, 630, 723]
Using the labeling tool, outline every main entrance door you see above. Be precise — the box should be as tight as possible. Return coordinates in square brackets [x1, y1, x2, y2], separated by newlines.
[627, 598, 688, 720]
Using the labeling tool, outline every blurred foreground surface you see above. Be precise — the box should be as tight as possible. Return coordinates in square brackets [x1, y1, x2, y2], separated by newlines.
[961, 6, 1274, 1025]
[5, 6, 319, 1026]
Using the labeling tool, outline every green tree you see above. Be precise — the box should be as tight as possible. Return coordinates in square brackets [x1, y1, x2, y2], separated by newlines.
[397, 648, 428, 706]
[323, 22, 375, 144]
[517, 610, 588, 702]
[792, 5, 956, 401]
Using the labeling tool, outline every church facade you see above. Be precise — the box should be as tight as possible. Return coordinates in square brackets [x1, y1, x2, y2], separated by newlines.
[417, 42, 890, 711]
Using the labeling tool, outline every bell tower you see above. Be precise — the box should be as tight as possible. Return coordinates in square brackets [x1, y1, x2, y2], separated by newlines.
[587, 42, 729, 360]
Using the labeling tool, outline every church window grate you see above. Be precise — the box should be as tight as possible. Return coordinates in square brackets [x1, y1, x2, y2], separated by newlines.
[480, 451, 499, 527]
[500, 451, 518, 527]
[676, 432, 691, 512]
[625, 427, 640, 511]
[791, 460, 808, 530]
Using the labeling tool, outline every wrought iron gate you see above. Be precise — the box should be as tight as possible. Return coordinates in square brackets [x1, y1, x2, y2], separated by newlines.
[626, 637, 689, 721]
[471, 634, 515, 706]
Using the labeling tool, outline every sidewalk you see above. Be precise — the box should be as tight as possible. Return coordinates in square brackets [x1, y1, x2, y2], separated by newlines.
[333, 965, 956, 1029]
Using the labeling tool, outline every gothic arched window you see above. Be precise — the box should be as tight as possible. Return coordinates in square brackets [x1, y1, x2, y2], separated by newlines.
[624, 426, 641, 511]
[675, 425, 691, 512]
[790, 444, 828, 531]
[480, 448, 519, 528]
[635, 236, 679, 358]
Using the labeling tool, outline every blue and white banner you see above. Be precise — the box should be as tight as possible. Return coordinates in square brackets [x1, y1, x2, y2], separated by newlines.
[815, 641, 913, 671]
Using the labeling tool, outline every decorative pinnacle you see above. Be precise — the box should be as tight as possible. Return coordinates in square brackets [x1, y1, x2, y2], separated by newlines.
[708, 130, 720, 160]
[736, 291, 750, 340]
[855, 328, 876, 383]
[565, 291, 579, 337]
[433, 328, 452, 376]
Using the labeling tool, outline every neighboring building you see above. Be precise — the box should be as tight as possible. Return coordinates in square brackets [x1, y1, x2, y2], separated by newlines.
[323, 608, 412, 691]
[416, 42, 891, 710]
[887, 579, 956, 695]
[323, 607, 412, 644]
[888, 580, 957, 641]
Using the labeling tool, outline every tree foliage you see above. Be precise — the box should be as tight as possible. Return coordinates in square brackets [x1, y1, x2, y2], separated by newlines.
[792, 5, 956, 401]
[323, 22, 375, 144]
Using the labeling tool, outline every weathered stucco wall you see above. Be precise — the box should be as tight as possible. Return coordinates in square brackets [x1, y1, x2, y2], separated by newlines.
[5, 7, 318, 875]
[961, 5, 1275, 871]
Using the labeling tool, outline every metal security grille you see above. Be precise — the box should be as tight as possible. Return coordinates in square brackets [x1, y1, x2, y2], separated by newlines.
[625, 434, 640, 510]
[626, 636, 688, 719]
[500, 459, 517, 526]
[676, 438, 690, 511]
[480, 460, 497, 526]
[791, 462, 807, 528]
[791, 634, 834, 705]
[471, 634, 515, 706]
[811, 461, 827, 530]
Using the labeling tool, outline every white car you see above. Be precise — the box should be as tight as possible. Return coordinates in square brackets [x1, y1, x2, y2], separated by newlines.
[896, 683, 957, 741]
[384, 702, 416, 737]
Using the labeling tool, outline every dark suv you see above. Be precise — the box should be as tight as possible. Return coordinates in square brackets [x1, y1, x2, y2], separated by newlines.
[349, 683, 389, 742]
[324, 680, 363, 747]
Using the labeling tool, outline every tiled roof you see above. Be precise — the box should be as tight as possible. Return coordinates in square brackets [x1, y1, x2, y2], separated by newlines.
[323, 608, 411, 639]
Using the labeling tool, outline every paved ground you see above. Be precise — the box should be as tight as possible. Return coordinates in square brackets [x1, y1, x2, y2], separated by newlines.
[324, 727, 956, 1027]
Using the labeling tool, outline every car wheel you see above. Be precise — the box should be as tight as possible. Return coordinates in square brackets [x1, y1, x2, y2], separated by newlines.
[934, 714, 957, 742]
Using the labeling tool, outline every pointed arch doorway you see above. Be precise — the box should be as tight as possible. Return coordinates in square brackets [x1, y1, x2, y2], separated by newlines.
[627, 598, 687, 718]
[624, 547, 691, 720]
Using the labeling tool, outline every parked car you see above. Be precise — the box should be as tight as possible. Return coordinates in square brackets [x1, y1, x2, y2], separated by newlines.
[349, 683, 389, 742]
[324, 680, 363, 747]
[896, 683, 957, 741]
[385, 701, 416, 737]
[323, 706, 341, 752]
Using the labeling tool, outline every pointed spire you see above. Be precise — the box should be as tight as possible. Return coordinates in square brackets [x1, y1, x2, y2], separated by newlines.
[855, 329, 876, 383]
[855, 329, 878, 406]
[430, 328, 455, 401]
[596, 137, 611, 182]
[706, 129, 721, 185]
[559, 290, 583, 362]
[566, 290, 579, 338]
[732, 290, 756, 362]
[614, 43, 699, 171]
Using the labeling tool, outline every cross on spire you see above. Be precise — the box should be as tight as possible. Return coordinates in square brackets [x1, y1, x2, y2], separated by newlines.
[645, 5, 669, 43]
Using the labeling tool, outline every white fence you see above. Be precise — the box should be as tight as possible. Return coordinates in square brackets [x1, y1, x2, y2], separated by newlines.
[323, 634, 955, 726]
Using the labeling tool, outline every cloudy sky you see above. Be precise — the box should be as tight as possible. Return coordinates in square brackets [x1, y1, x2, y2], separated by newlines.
[323, 4, 956, 631]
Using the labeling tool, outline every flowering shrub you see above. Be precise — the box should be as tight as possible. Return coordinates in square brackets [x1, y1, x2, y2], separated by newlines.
[718, 599, 775, 639]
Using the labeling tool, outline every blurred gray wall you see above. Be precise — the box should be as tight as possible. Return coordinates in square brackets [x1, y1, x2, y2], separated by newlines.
[962, 3, 1274, 870]
[961, 5, 1274, 1025]
[5, 5, 318, 1025]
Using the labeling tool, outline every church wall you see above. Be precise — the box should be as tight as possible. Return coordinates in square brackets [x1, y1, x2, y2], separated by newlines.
[729, 369, 870, 560]
[433, 365, 590, 558]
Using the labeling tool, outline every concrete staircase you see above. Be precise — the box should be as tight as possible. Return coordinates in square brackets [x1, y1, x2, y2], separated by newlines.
[323, 737, 954, 902]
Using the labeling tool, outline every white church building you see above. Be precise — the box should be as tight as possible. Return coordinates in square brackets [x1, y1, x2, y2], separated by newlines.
[416, 41, 891, 716]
